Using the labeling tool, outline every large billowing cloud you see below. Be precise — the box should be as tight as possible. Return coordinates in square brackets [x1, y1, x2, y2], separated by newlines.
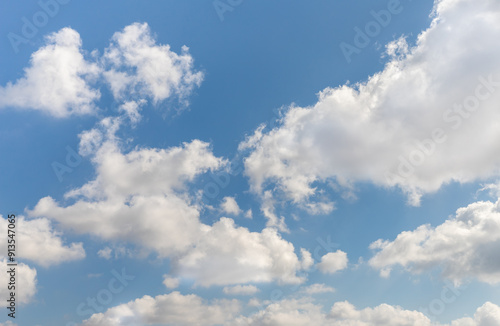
[369, 192, 500, 284]
[0, 216, 85, 268]
[241, 0, 500, 207]
[0, 28, 101, 117]
[30, 117, 310, 286]
[80, 294, 500, 326]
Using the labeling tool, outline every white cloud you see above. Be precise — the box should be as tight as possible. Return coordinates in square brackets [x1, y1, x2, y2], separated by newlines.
[451, 302, 500, 326]
[163, 275, 180, 289]
[118, 100, 146, 125]
[241, 0, 500, 207]
[0, 259, 37, 306]
[31, 119, 308, 287]
[300, 248, 314, 270]
[103, 22, 203, 106]
[260, 190, 289, 233]
[81, 291, 240, 326]
[0, 322, 17, 326]
[369, 195, 500, 284]
[236, 299, 500, 326]
[174, 217, 307, 287]
[79, 293, 500, 326]
[300, 283, 335, 295]
[223, 285, 260, 296]
[328, 300, 432, 326]
[0, 216, 85, 268]
[0, 28, 100, 117]
[31, 137, 223, 258]
[220, 196, 242, 215]
[97, 247, 112, 260]
[317, 250, 348, 274]
[245, 209, 253, 219]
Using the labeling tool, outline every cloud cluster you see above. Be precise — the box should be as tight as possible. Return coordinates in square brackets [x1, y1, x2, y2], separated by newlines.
[369, 194, 500, 284]
[80, 294, 500, 326]
[241, 0, 500, 207]
[0, 23, 203, 118]
[30, 118, 310, 286]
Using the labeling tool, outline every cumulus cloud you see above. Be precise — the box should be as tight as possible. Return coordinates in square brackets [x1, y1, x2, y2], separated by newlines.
[223, 285, 260, 296]
[236, 299, 500, 326]
[31, 118, 309, 287]
[300, 283, 335, 295]
[163, 275, 180, 289]
[0, 22, 203, 119]
[234, 298, 432, 326]
[0, 322, 17, 326]
[220, 196, 242, 215]
[317, 250, 348, 274]
[0, 216, 85, 267]
[0, 28, 100, 117]
[31, 121, 224, 257]
[451, 302, 500, 326]
[79, 292, 500, 326]
[97, 247, 112, 260]
[175, 217, 307, 286]
[81, 291, 240, 326]
[0, 259, 37, 306]
[103, 22, 203, 106]
[241, 0, 500, 207]
[369, 195, 500, 284]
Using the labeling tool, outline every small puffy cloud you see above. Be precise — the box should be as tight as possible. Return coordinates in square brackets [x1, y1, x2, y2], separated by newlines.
[118, 100, 146, 125]
[369, 196, 500, 284]
[163, 275, 180, 289]
[103, 22, 203, 106]
[241, 0, 500, 207]
[300, 248, 314, 270]
[220, 196, 242, 215]
[0, 28, 100, 117]
[260, 190, 289, 233]
[0, 216, 85, 268]
[300, 283, 335, 295]
[97, 247, 112, 260]
[245, 209, 253, 219]
[0, 259, 37, 306]
[317, 250, 348, 274]
[81, 291, 240, 326]
[0, 322, 17, 326]
[223, 285, 260, 296]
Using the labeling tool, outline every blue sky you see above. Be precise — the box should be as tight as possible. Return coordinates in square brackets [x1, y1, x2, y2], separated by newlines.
[1, 0, 500, 325]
